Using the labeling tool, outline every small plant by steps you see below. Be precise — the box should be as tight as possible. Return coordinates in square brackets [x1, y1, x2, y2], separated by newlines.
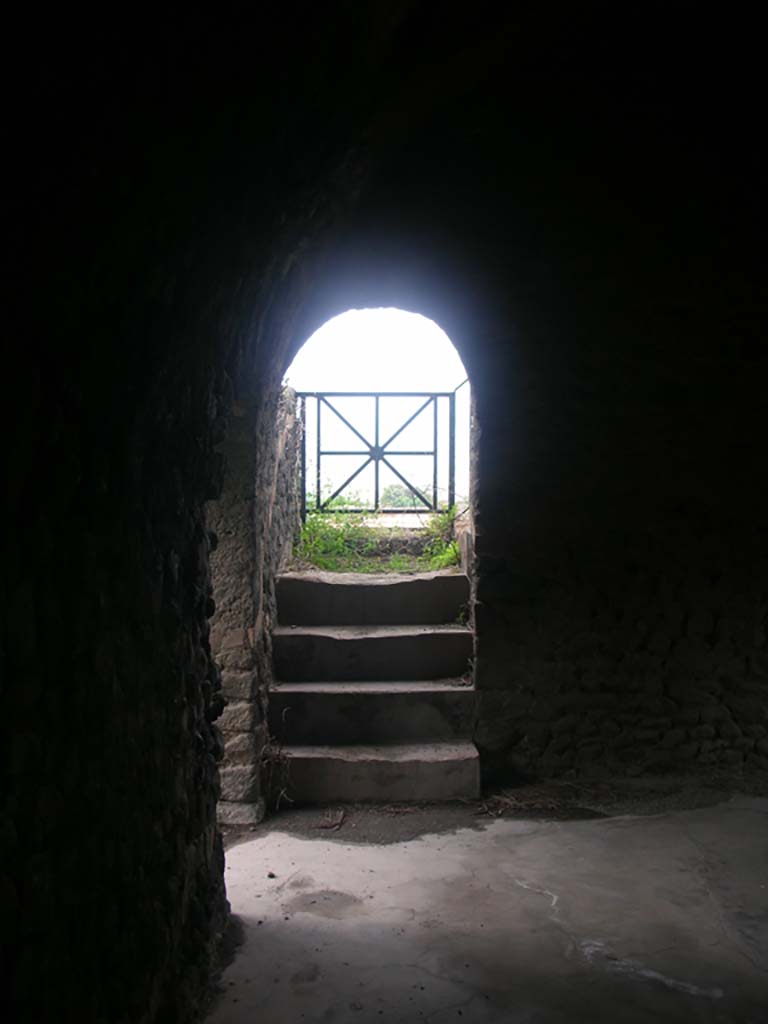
[292, 504, 460, 574]
[422, 506, 460, 570]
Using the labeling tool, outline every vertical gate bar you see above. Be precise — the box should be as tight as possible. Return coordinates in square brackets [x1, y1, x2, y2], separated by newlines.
[448, 391, 456, 510]
[374, 394, 380, 511]
[300, 395, 307, 522]
[432, 395, 438, 510]
[316, 396, 321, 509]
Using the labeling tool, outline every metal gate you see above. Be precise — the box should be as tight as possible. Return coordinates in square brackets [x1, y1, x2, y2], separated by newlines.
[297, 391, 456, 517]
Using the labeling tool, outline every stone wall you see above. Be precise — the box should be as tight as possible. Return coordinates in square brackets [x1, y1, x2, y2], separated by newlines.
[294, 214, 767, 784]
[4, 336, 232, 1021]
[473, 527, 768, 781]
[208, 389, 302, 824]
[3, 11, 374, 1019]
[289, 42, 767, 785]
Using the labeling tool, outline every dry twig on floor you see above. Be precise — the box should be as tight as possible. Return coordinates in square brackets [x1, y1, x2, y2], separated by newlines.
[312, 809, 346, 831]
[477, 782, 578, 817]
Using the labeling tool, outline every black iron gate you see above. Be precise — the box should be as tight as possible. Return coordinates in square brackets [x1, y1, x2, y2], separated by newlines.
[297, 391, 456, 517]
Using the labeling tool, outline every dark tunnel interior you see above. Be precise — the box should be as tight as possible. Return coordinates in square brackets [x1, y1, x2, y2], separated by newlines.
[3, 4, 766, 1021]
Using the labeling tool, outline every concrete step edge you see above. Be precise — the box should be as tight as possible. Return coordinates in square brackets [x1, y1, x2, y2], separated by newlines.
[281, 742, 479, 762]
[277, 570, 469, 586]
[270, 680, 473, 693]
[273, 624, 472, 639]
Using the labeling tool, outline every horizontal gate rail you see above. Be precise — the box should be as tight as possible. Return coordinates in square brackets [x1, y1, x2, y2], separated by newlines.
[297, 391, 456, 517]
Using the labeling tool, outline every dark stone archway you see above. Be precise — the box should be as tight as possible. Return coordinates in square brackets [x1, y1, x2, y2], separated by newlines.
[5, 6, 766, 1021]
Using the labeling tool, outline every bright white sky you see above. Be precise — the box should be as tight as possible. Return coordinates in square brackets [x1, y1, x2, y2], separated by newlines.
[283, 308, 470, 509]
[283, 308, 467, 392]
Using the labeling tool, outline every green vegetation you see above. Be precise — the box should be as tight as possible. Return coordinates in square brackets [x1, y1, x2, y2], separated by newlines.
[293, 503, 461, 574]
[294, 510, 377, 572]
[422, 505, 460, 569]
[380, 482, 428, 508]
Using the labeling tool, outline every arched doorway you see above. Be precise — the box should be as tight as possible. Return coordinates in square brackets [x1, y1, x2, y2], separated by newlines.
[269, 306, 479, 802]
[284, 307, 470, 518]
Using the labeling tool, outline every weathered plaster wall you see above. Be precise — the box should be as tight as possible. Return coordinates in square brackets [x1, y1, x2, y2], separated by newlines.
[208, 389, 301, 824]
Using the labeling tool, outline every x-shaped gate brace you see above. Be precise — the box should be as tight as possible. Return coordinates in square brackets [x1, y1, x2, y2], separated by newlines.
[297, 391, 456, 516]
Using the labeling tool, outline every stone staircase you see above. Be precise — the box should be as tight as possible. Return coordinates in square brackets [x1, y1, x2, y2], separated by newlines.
[269, 570, 480, 802]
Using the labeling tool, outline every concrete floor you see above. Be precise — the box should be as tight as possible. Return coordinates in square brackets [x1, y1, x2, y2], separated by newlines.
[208, 797, 768, 1023]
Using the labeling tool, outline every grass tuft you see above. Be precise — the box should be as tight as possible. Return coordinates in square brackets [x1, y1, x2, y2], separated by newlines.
[293, 506, 460, 574]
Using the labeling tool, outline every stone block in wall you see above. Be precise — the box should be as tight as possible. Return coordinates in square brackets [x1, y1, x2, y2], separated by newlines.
[675, 742, 700, 760]
[693, 724, 716, 740]
[699, 704, 728, 724]
[550, 732, 572, 754]
[734, 737, 755, 752]
[645, 696, 678, 716]
[529, 702, 557, 723]
[699, 739, 724, 755]
[214, 638, 256, 673]
[612, 743, 644, 763]
[221, 669, 258, 700]
[219, 766, 261, 802]
[575, 718, 599, 739]
[639, 717, 672, 732]
[718, 720, 742, 740]
[551, 714, 578, 735]
[576, 741, 604, 760]
[666, 653, 714, 682]
[720, 749, 744, 766]
[608, 730, 634, 748]
[645, 751, 678, 772]
[661, 728, 686, 748]
[219, 700, 261, 734]
[674, 707, 701, 726]
[600, 720, 621, 738]
[646, 629, 673, 656]
[727, 696, 767, 721]
[224, 729, 266, 765]
[217, 798, 266, 826]
[539, 750, 574, 775]
[525, 723, 551, 746]
[634, 728, 662, 742]
[713, 650, 748, 679]
[474, 690, 529, 752]
[472, 603, 522, 690]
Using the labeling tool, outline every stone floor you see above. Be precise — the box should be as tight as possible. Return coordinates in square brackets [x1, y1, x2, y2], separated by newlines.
[207, 797, 768, 1023]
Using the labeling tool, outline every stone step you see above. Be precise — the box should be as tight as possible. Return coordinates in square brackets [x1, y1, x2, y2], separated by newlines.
[269, 680, 476, 744]
[276, 570, 469, 626]
[272, 624, 473, 682]
[279, 742, 481, 802]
